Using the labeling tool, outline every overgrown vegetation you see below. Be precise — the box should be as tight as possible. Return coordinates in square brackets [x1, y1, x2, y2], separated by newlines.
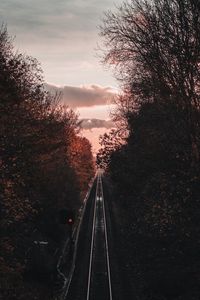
[98, 0, 200, 298]
[0, 26, 95, 299]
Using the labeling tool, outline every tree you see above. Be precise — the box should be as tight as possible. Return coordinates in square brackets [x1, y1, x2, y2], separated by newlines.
[68, 135, 95, 197]
[100, 0, 200, 167]
[0, 25, 95, 299]
[99, 4, 200, 298]
[96, 129, 124, 169]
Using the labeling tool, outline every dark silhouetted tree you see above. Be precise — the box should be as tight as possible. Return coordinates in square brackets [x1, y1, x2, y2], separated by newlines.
[100, 0, 200, 167]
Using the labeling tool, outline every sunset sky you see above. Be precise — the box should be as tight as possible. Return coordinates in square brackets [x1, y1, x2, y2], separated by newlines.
[0, 0, 121, 153]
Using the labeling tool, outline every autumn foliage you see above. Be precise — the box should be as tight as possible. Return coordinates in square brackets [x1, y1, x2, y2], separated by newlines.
[0, 26, 94, 299]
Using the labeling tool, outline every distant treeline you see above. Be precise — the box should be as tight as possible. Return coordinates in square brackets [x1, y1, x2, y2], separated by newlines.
[0, 26, 95, 299]
[98, 0, 200, 299]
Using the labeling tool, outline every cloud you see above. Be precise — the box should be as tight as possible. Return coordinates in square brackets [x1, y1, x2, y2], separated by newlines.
[0, 0, 122, 86]
[79, 118, 114, 129]
[45, 83, 115, 108]
[0, 0, 115, 40]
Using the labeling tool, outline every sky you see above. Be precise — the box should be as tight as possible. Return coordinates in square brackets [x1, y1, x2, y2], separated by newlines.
[0, 0, 122, 152]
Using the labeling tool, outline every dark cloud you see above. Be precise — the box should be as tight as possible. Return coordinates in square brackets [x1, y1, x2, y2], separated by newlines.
[0, 0, 121, 86]
[0, 0, 107, 39]
[80, 118, 114, 129]
[44, 83, 115, 108]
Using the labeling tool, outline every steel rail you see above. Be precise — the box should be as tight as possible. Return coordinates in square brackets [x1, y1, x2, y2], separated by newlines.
[61, 174, 97, 299]
[86, 172, 100, 300]
[64, 171, 113, 300]
[87, 171, 113, 300]
[100, 173, 113, 300]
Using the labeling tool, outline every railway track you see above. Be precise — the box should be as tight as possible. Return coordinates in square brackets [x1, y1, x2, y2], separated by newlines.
[64, 170, 113, 300]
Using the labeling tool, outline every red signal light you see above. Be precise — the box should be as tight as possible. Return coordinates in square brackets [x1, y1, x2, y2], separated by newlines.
[68, 218, 73, 224]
